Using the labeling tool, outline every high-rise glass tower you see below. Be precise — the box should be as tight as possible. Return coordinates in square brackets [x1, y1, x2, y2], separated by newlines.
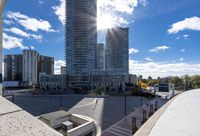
[65, 0, 97, 91]
[105, 27, 129, 75]
[96, 43, 105, 69]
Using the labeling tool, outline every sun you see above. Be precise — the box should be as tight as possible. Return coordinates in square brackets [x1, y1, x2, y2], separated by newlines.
[97, 0, 116, 30]
[97, 12, 115, 30]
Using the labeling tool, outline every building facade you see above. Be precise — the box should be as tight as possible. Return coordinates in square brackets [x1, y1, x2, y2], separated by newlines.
[61, 66, 66, 75]
[96, 43, 104, 69]
[38, 55, 54, 75]
[4, 55, 23, 81]
[91, 70, 137, 91]
[4, 50, 55, 87]
[105, 27, 129, 75]
[23, 50, 39, 86]
[39, 73, 66, 91]
[66, 0, 97, 90]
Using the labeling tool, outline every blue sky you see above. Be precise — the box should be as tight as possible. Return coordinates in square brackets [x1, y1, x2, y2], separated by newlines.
[3, 0, 200, 78]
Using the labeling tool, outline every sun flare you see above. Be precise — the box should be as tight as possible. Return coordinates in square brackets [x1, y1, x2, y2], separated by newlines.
[97, 13, 115, 30]
[97, 0, 136, 31]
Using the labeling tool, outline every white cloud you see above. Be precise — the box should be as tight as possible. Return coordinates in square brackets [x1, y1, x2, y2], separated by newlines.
[183, 34, 189, 39]
[180, 58, 184, 61]
[7, 11, 57, 32]
[129, 60, 200, 78]
[4, 20, 14, 25]
[139, 0, 149, 6]
[19, 18, 56, 32]
[3, 33, 33, 50]
[55, 0, 147, 29]
[52, 0, 65, 25]
[5, 27, 28, 37]
[7, 11, 27, 19]
[145, 57, 153, 61]
[38, 0, 43, 4]
[4, 27, 42, 40]
[97, 0, 148, 30]
[129, 48, 139, 54]
[99, 0, 138, 14]
[180, 49, 186, 52]
[149, 45, 170, 53]
[168, 16, 200, 34]
[176, 35, 190, 40]
[172, 60, 176, 63]
[54, 60, 66, 74]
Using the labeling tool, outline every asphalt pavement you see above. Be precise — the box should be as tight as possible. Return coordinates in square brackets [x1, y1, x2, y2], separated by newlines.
[7, 92, 152, 131]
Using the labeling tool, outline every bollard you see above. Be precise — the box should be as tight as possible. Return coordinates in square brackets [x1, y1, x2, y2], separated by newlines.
[132, 117, 137, 134]
[141, 109, 147, 123]
[149, 104, 154, 117]
[154, 101, 158, 111]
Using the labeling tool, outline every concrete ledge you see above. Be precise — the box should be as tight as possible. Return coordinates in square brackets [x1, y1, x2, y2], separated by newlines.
[134, 94, 179, 136]
[0, 96, 63, 136]
[134, 89, 200, 136]
[69, 114, 101, 136]
[0, 96, 22, 115]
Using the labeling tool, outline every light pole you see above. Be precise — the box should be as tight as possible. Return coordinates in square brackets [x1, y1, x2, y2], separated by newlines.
[60, 88, 63, 108]
[124, 94, 127, 117]
[140, 95, 143, 110]
[60, 77, 64, 108]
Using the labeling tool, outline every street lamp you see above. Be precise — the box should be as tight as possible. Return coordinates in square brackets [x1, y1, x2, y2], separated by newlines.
[124, 94, 127, 117]
[123, 83, 127, 117]
[60, 77, 63, 108]
[60, 88, 63, 108]
[140, 95, 143, 110]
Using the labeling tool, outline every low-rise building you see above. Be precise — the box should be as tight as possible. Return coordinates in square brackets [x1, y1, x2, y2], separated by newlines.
[38, 55, 54, 75]
[91, 70, 137, 92]
[61, 66, 66, 75]
[39, 73, 66, 91]
[23, 50, 39, 86]
[4, 54, 23, 81]
[4, 49, 55, 88]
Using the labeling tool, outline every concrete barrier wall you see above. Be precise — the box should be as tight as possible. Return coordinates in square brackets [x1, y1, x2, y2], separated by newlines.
[68, 121, 95, 136]
[51, 116, 70, 128]
[71, 115, 88, 125]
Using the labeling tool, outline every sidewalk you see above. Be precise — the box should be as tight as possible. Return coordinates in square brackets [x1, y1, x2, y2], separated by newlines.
[102, 98, 168, 136]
